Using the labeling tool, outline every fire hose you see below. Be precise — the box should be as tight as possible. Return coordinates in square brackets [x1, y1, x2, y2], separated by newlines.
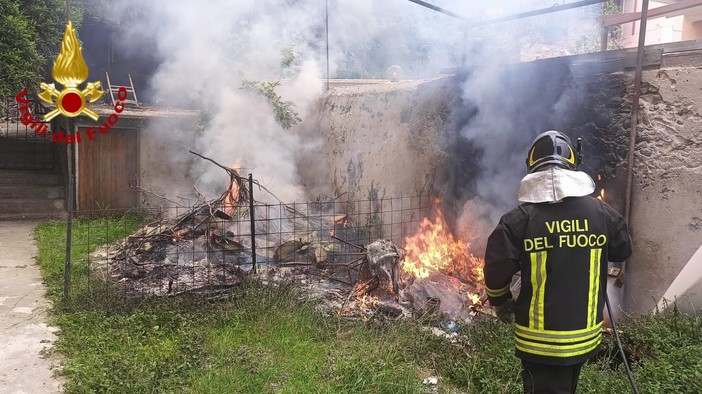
[603, 282, 639, 394]
[579, 137, 638, 393]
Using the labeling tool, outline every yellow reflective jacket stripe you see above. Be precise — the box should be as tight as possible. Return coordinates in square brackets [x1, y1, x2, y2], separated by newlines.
[515, 322, 602, 343]
[529, 251, 547, 329]
[515, 335, 602, 358]
[587, 248, 602, 327]
[515, 321, 603, 336]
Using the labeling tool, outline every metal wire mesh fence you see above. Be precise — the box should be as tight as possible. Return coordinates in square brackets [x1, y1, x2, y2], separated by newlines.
[62, 194, 433, 303]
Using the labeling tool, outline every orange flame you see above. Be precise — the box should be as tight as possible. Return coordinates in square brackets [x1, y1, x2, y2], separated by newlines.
[597, 188, 605, 201]
[52, 21, 89, 87]
[402, 203, 484, 290]
[330, 215, 348, 237]
[223, 180, 240, 216]
[221, 164, 242, 215]
[358, 294, 378, 311]
[338, 291, 379, 319]
[467, 292, 480, 305]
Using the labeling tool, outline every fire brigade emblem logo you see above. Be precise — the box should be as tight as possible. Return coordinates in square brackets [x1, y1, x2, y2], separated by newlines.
[38, 21, 104, 121]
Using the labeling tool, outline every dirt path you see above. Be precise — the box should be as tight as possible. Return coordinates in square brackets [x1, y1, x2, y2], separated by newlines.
[0, 222, 62, 393]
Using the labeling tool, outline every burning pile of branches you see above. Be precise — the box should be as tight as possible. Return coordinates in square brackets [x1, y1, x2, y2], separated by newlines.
[91, 152, 256, 295]
[91, 151, 352, 296]
[401, 204, 485, 310]
[91, 152, 488, 323]
[339, 203, 488, 321]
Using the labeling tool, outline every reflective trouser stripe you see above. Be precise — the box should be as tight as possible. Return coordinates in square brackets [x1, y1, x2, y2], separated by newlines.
[587, 248, 602, 327]
[529, 251, 547, 330]
[486, 285, 510, 298]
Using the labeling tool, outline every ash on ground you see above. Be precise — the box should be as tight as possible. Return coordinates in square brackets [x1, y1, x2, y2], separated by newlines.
[91, 215, 486, 323]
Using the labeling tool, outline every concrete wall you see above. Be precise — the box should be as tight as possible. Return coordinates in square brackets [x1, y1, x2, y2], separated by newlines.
[621, 1, 702, 47]
[624, 67, 702, 312]
[299, 78, 453, 203]
[682, 19, 702, 41]
[296, 78, 457, 242]
[621, 1, 684, 47]
[300, 59, 702, 314]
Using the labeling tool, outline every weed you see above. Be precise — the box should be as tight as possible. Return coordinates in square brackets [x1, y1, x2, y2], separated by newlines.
[240, 80, 302, 129]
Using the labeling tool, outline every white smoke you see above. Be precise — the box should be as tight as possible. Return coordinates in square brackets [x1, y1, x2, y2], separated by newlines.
[448, 1, 605, 227]
[108, 0, 329, 202]
[105, 0, 604, 206]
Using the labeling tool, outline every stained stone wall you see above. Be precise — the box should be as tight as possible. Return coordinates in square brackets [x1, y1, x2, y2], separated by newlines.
[622, 68, 702, 312]
[297, 78, 455, 203]
[300, 47, 702, 314]
[581, 67, 702, 312]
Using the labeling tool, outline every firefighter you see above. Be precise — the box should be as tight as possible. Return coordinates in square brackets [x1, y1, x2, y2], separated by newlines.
[484, 130, 632, 394]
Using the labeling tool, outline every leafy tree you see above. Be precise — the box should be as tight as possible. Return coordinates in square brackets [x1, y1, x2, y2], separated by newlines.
[573, 0, 624, 54]
[19, 0, 83, 66]
[0, 0, 42, 97]
[0, 0, 82, 97]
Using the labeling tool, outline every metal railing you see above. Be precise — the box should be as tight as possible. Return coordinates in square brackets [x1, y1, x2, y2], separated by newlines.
[0, 96, 55, 170]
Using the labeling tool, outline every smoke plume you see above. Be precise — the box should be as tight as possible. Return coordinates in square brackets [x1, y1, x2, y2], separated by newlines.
[104, 0, 604, 210]
[440, 1, 606, 233]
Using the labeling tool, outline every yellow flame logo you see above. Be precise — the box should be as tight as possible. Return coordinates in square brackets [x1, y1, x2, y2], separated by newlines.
[38, 21, 104, 121]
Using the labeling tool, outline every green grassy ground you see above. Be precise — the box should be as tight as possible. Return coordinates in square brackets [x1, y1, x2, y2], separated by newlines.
[35, 217, 702, 393]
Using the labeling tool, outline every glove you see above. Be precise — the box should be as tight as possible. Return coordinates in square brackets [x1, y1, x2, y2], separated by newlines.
[494, 299, 515, 324]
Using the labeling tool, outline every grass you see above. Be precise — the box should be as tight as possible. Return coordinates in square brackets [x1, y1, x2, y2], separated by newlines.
[189, 289, 422, 393]
[35, 214, 145, 303]
[35, 216, 702, 393]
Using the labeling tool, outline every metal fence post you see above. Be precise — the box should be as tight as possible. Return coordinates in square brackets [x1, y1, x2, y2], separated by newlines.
[64, 2, 75, 303]
[64, 120, 75, 300]
[249, 173, 257, 273]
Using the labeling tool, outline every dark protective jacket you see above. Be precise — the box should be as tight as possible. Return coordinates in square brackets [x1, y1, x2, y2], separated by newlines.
[484, 196, 632, 366]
